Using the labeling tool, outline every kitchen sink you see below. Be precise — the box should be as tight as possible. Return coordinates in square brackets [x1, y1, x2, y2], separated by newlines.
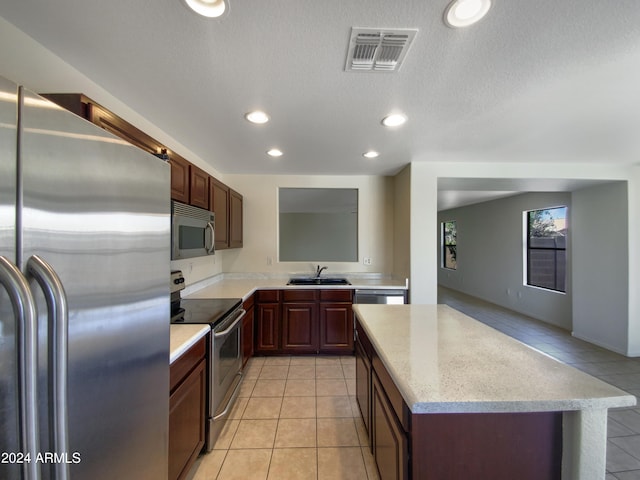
[287, 277, 351, 285]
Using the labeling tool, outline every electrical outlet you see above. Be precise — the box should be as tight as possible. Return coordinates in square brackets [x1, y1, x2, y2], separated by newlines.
[267, 256, 273, 266]
[363, 257, 372, 265]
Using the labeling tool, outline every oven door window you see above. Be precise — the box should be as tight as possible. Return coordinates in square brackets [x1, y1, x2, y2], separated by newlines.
[216, 326, 240, 387]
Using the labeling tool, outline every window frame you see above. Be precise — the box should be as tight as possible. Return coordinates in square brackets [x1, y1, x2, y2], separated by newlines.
[525, 206, 567, 293]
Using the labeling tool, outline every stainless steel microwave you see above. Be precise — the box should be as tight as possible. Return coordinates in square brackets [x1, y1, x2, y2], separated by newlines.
[171, 201, 215, 260]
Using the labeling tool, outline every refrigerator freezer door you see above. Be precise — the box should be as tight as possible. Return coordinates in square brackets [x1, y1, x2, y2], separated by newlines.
[0, 76, 21, 480]
[20, 88, 171, 479]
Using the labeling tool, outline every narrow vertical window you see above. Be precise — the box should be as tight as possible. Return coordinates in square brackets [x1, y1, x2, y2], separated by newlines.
[526, 207, 567, 292]
[442, 221, 457, 270]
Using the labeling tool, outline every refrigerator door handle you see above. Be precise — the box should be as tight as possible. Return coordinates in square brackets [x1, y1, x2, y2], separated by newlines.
[0, 256, 40, 480]
[27, 255, 70, 480]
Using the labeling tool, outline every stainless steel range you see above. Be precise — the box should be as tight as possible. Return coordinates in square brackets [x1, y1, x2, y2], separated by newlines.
[171, 270, 245, 451]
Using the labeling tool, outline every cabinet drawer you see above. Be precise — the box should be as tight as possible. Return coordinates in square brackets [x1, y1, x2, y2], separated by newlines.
[170, 336, 207, 392]
[257, 290, 280, 303]
[283, 289, 318, 302]
[320, 289, 353, 302]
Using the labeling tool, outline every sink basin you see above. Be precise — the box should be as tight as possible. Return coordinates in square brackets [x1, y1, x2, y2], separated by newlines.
[287, 277, 351, 285]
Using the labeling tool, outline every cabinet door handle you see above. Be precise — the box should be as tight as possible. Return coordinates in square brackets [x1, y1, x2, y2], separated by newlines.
[27, 255, 69, 480]
[0, 256, 40, 480]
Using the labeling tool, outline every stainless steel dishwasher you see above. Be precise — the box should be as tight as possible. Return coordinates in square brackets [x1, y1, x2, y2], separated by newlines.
[353, 289, 407, 304]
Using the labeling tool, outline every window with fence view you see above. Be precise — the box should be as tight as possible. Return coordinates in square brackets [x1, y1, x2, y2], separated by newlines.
[442, 221, 457, 270]
[526, 207, 567, 292]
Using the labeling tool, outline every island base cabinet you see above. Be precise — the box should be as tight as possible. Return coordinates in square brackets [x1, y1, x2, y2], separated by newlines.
[411, 412, 563, 480]
[355, 331, 372, 449]
[372, 371, 408, 480]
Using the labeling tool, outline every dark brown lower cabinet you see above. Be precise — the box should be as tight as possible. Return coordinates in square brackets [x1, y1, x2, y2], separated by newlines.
[412, 412, 562, 480]
[169, 336, 207, 480]
[372, 371, 408, 480]
[355, 318, 563, 480]
[255, 290, 281, 353]
[319, 303, 353, 353]
[255, 289, 354, 355]
[355, 329, 372, 449]
[282, 301, 318, 353]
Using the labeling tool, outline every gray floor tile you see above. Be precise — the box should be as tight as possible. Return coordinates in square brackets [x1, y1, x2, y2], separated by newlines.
[613, 470, 640, 479]
[607, 441, 640, 472]
[611, 435, 640, 460]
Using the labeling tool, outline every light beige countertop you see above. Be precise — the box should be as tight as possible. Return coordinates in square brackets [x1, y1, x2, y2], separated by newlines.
[184, 274, 408, 301]
[170, 324, 209, 364]
[353, 304, 636, 414]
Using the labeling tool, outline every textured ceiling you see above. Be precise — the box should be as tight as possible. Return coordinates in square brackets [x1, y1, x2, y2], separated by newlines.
[1, 0, 639, 188]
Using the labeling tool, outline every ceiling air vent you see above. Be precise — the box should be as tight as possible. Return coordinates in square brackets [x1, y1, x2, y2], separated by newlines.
[345, 27, 418, 73]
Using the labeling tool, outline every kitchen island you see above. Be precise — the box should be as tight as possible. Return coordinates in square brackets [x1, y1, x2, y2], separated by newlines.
[353, 304, 636, 480]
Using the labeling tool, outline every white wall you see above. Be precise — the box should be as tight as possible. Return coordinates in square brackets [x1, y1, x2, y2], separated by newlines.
[222, 174, 394, 276]
[630, 165, 640, 356]
[572, 182, 628, 354]
[438, 192, 573, 329]
[393, 165, 411, 283]
[410, 165, 439, 303]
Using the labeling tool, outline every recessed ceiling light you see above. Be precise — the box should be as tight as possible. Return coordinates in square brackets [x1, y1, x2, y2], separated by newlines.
[381, 113, 407, 128]
[444, 0, 491, 28]
[182, 0, 227, 17]
[363, 151, 379, 158]
[245, 110, 270, 124]
[267, 148, 283, 157]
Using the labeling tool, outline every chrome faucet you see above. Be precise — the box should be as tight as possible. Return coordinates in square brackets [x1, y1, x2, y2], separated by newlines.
[315, 265, 328, 278]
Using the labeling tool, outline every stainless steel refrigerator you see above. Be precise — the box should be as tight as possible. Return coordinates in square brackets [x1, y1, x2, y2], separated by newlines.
[0, 76, 170, 480]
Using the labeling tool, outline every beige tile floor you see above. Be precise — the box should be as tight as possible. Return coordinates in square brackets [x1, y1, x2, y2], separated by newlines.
[188, 355, 380, 480]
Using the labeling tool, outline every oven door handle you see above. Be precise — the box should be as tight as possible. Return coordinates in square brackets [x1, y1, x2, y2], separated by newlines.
[214, 309, 246, 339]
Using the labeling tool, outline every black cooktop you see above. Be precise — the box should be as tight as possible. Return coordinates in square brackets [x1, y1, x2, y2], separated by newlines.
[172, 298, 242, 326]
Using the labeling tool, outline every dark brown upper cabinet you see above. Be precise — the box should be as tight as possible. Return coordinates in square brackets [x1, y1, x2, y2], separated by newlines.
[210, 177, 229, 250]
[41, 93, 165, 156]
[229, 189, 243, 249]
[169, 153, 190, 204]
[189, 165, 209, 210]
